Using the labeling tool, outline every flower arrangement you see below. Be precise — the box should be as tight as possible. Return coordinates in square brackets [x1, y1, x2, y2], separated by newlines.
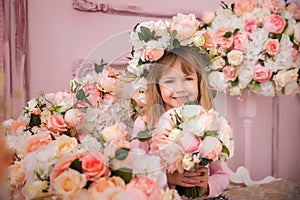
[2, 61, 181, 199]
[149, 103, 234, 198]
[202, 0, 300, 97]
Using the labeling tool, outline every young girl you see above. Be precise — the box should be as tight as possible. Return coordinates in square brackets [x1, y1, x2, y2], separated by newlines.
[130, 47, 230, 199]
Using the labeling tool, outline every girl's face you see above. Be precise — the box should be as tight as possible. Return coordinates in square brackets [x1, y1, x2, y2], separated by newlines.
[158, 60, 198, 110]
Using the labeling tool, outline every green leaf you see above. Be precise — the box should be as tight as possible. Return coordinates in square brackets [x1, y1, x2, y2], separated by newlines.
[170, 30, 177, 42]
[200, 158, 212, 166]
[231, 79, 239, 87]
[233, 28, 240, 34]
[115, 148, 130, 160]
[253, 82, 260, 90]
[137, 130, 152, 142]
[184, 100, 197, 105]
[76, 89, 86, 101]
[222, 145, 230, 157]
[223, 31, 232, 38]
[29, 114, 41, 127]
[210, 89, 217, 99]
[138, 26, 154, 42]
[36, 171, 44, 181]
[95, 63, 103, 74]
[70, 158, 83, 173]
[111, 168, 132, 183]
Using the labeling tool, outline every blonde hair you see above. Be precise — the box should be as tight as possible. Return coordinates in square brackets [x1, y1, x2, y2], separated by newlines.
[145, 47, 213, 127]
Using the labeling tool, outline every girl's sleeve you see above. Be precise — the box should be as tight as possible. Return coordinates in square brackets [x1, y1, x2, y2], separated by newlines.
[206, 161, 230, 198]
[130, 116, 150, 153]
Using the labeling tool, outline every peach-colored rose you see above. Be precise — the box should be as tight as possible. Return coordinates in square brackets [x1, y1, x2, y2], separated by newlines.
[233, 31, 249, 51]
[10, 120, 27, 132]
[244, 17, 257, 33]
[253, 64, 272, 83]
[200, 11, 216, 24]
[223, 65, 237, 81]
[46, 115, 68, 133]
[294, 23, 300, 44]
[273, 69, 298, 87]
[125, 176, 161, 200]
[81, 152, 110, 181]
[263, 14, 286, 34]
[213, 28, 234, 49]
[8, 161, 25, 186]
[52, 169, 87, 197]
[202, 30, 215, 49]
[88, 176, 125, 199]
[170, 13, 200, 41]
[200, 136, 223, 161]
[98, 67, 121, 93]
[179, 131, 201, 153]
[55, 134, 78, 158]
[143, 40, 164, 62]
[234, 0, 257, 16]
[286, 2, 300, 20]
[101, 123, 127, 142]
[26, 133, 52, 153]
[64, 108, 84, 128]
[264, 38, 280, 56]
[262, 0, 284, 13]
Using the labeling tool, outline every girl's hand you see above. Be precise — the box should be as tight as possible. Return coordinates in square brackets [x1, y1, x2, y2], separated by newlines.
[167, 167, 209, 192]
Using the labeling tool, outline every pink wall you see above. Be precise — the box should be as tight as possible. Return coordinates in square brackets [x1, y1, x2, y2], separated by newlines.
[27, 0, 300, 180]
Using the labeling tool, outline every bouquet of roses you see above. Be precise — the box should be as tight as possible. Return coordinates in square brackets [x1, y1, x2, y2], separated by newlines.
[150, 103, 234, 198]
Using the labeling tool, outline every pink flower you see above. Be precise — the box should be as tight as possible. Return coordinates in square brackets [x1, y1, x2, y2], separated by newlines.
[233, 31, 249, 51]
[81, 152, 110, 181]
[286, 2, 300, 20]
[263, 14, 286, 34]
[234, 0, 257, 16]
[64, 108, 84, 128]
[103, 94, 118, 104]
[98, 67, 121, 93]
[223, 65, 237, 81]
[125, 176, 161, 200]
[200, 136, 223, 161]
[26, 133, 52, 153]
[264, 38, 280, 56]
[262, 0, 284, 13]
[143, 40, 164, 62]
[46, 115, 68, 132]
[77, 84, 102, 107]
[202, 30, 215, 49]
[101, 123, 127, 142]
[253, 64, 272, 83]
[31, 108, 42, 115]
[200, 11, 216, 24]
[179, 131, 201, 153]
[213, 28, 234, 49]
[244, 17, 257, 33]
[170, 13, 200, 41]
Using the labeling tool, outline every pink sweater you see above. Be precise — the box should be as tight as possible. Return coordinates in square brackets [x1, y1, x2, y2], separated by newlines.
[130, 116, 230, 199]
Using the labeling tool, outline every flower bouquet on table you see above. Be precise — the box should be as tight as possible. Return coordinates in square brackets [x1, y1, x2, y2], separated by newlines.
[149, 103, 234, 199]
[200, 0, 300, 97]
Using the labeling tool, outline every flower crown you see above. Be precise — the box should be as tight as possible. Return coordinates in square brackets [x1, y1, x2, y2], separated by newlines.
[126, 13, 208, 80]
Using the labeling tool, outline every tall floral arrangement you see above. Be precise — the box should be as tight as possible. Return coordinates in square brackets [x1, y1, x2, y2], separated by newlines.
[201, 0, 300, 97]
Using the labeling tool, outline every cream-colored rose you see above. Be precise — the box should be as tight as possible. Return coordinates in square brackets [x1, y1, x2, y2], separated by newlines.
[64, 108, 84, 128]
[53, 169, 87, 197]
[169, 129, 182, 142]
[8, 161, 25, 186]
[273, 69, 298, 87]
[182, 104, 206, 119]
[229, 86, 242, 96]
[238, 66, 253, 86]
[22, 181, 49, 200]
[101, 123, 127, 142]
[182, 155, 195, 171]
[170, 13, 200, 41]
[200, 11, 216, 24]
[294, 23, 300, 45]
[55, 134, 78, 158]
[160, 188, 181, 200]
[154, 20, 168, 37]
[210, 56, 226, 70]
[284, 81, 300, 96]
[227, 50, 243, 66]
[192, 31, 205, 47]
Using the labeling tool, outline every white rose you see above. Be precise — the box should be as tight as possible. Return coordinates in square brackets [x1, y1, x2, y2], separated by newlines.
[179, 118, 205, 137]
[182, 105, 204, 119]
[229, 86, 242, 96]
[169, 129, 182, 141]
[253, 81, 277, 96]
[154, 20, 168, 37]
[192, 31, 206, 47]
[284, 81, 300, 95]
[55, 135, 78, 158]
[227, 50, 244, 66]
[238, 66, 253, 86]
[208, 71, 226, 91]
[210, 57, 226, 70]
[273, 69, 298, 87]
[182, 155, 195, 171]
[22, 181, 49, 200]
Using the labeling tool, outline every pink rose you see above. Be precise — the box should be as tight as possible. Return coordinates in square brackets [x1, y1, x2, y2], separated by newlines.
[200, 136, 223, 161]
[26, 133, 52, 153]
[253, 64, 272, 83]
[263, 14, 286, 34]
[31, 108, 42, 115]
[286, 2, 300, 20]
[234, 0, 257, 16]
[81, 152, 110, 181]
[98, 67, 121, 93]
[77, 84, 102, 107]
[143, 40, 164, 62]
[101, 123, 127, 142]
[200, 11, 216, 24]
[125, 176, 161, 200]
[264, 38, 280, 56]
[213, 28, 234, 49]
[244, 17, 257, 33]
[64, 108, 84, 128]
[179, 131, 201, 153]
[262, 0, 284, 13]
[170, 13, 200, 41]
[53, 90, 76, 108]
[223, 65, 237, 81]
[233, 31, 249, 51]
[202, 30, 215, 49]
[46, 115, 68, 132]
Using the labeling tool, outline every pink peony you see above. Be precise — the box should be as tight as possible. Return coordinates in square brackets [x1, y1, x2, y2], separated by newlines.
[234, 0, 257, 16]
[213, 27, 234, 49]
[263, 14, 286, 34]
[46, 115, 68, 132]
[253, 64, 272, 83]
[179, 131, 201, 153]
[264, 38, 280, 56]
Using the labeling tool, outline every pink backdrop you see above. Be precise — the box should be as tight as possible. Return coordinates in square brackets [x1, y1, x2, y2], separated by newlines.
[27, 0, 300, 180]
